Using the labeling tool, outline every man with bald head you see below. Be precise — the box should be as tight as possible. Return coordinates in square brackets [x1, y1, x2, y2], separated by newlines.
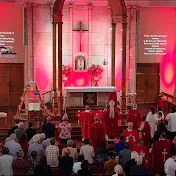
[14, 122, 25, 142]
[42, 116, 55, 138]
[122, 122, 139, 150]
[89, 116, 105, 150]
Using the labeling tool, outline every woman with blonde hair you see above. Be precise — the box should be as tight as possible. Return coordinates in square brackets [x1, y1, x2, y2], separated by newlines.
[59, 113, 72, 144]
[113, 164, 125, 176]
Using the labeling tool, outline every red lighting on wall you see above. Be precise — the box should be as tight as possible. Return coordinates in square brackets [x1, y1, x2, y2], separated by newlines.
[160, 55, 176, 88]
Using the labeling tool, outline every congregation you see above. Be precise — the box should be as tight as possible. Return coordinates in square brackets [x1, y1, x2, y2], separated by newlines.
[0, 103, 176, 176]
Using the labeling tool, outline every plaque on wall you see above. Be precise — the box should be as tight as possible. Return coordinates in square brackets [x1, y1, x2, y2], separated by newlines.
[83, 92, 97, 106]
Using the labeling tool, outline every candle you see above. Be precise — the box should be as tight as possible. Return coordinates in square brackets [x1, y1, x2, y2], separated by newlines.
[52, 91, 54, 98]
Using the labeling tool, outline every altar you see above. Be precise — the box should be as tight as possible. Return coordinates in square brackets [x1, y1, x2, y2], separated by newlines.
[65, 86, 117, 107]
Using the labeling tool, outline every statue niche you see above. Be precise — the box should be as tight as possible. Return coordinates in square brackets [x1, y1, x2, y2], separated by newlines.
[75, 55, 86, 70]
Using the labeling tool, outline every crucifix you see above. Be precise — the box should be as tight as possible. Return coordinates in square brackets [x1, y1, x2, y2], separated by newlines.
[162, 149, 168, 161]
[73, 20, 88, 52]
[73, 20, 88, 70]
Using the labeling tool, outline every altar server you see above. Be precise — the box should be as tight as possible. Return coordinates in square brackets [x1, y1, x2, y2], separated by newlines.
[165, 107, 176, 140]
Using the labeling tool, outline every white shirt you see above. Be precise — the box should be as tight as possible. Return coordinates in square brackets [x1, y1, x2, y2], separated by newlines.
[166, 112, 176, 132]
[0, 154, 13, 176]
[80, 144, 94, 164]
[73, 162, 82, 173]
[164, 157, 176, 176]
[146, 112, 157, 138]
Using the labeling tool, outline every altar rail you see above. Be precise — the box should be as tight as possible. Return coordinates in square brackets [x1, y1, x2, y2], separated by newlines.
[160, 92, 176, 106]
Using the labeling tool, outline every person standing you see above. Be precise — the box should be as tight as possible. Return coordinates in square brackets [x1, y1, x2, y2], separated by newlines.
[45, 138, 59, 167]
[18, 134, 29, 159]
[78, 105, 94, 140]
[8, 119, 19, 137]
[152, 132, 171, 175]
[134, 139, 150, 172]
[164, 150, 176, 176]
[89, 116, 105, 151]
[5, 134, 22, 158]
[102, 92, 119, 141]
[42, 116, 55, 138]
[127, 104, 142, 130]
[138, 116, 151, 145]
[80, 138, 94, 165]
[12, 150, 29, 176]
[14, 122, 25, 142]
[146, 107, 157, 138]
[59, 149, 73, 176]
[0, 147, 13, 176]
[59, 114, 72, 144]
[122, 122, 139, 150]
[25, 122, 36, 141]
[165, 107, 176, 140]
[130, 155, 148, 176]
[118, 142, 132, 169]
[62, 139, 78, 162]
[114, 135, 125, 157]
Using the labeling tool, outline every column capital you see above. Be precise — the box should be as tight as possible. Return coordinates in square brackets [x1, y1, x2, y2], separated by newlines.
[52, 14, 58, 24]
[112, 16, 122, 23]
[69, 4, 73, 8]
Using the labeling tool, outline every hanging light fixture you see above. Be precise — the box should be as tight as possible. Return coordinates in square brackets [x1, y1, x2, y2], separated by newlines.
[102, 44, 109, 66]
[102, 58, 108, 65]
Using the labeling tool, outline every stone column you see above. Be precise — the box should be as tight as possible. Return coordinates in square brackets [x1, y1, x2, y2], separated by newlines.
[52, 16, 57, 101]
[58, 20, 63, 113]
[111, 23, 116, 86]
[121, 16, 128, 119]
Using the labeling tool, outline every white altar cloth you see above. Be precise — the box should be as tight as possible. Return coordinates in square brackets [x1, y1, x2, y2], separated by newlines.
[65, 86, 117, 107]
[65, 86, 116, 93]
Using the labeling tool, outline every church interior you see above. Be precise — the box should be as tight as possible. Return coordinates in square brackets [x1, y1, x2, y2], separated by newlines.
[0, 0, 176, 175]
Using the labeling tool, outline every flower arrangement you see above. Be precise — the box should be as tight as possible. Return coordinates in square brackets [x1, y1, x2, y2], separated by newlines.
[62, 65, 72, 77]
[88, 64, 103, 77]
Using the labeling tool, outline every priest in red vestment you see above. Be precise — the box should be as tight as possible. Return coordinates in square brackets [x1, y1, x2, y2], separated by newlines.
[102, 92, 119, 141]
[122, 122, 139, 150]
[134, 139, 151, 173]
[127, 105, 142, 130]
[89, 116, 105, 151]
[152, 132, 171, 175]
[77, 105, 94, 139]
[138, 116, 151, 146]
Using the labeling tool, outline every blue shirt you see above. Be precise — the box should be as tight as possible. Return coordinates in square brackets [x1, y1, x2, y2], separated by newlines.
[28, 143, 44, 159]
[5, 140, 22, 157]
[114, 140, 125, 156]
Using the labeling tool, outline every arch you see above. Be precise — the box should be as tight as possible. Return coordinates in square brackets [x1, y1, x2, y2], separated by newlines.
[52, 0, 127, 115]
[53, 0, 127, 21]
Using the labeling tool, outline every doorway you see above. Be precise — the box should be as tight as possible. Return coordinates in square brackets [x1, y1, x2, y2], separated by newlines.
[136, 63, 160, 103]
[0, 63, 24, 106]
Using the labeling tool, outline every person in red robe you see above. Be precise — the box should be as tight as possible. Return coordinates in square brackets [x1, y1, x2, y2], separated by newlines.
[138, 116, 151, 146]
[127, 105, 142, 130]
[134, 139, 151, 173]
[122, 122, 139, 150]
[152, 132, 171, 175]
[89, 116, 105, 151]
[102, 92, 119, 141]
[77, 105, 94, 139]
